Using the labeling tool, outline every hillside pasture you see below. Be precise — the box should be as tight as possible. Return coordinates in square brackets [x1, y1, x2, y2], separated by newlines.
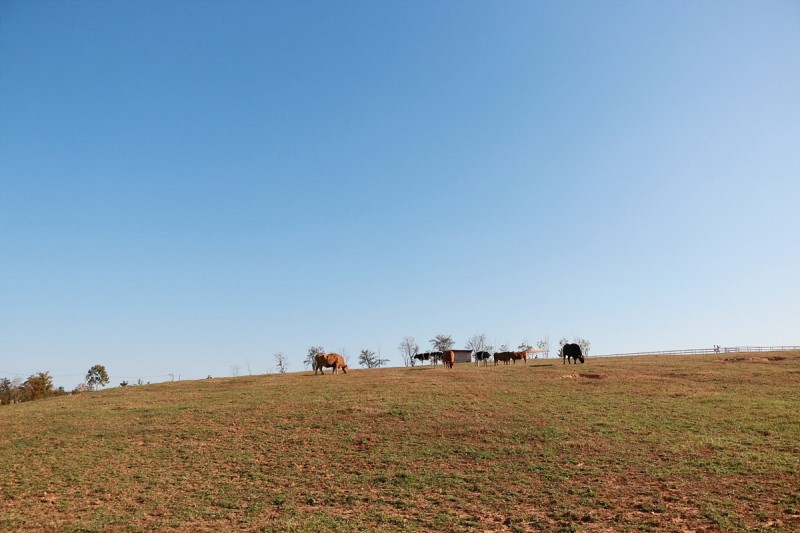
[1, 351, 799, 531]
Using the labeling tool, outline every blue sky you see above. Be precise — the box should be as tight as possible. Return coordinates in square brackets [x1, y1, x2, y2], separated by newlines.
[2, 1, 799, 389]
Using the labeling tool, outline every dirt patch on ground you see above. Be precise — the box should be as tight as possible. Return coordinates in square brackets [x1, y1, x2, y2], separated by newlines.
[561, 373, 606, 379]
[724, 356, 787, 363]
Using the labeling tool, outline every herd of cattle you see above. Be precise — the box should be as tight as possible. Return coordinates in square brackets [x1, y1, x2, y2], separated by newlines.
[312, 344, 585, 375]
[414, 350, 526, 366]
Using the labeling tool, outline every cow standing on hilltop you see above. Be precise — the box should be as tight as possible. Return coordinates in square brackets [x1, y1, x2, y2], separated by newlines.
[509, 351, 528, 365]
[561, 343, 585, 364]
[314, 353, 349, 375]
[414, 352, 439, 364]
[442, 350, 455, 369]
[493, 352, 513, 365]
[474, 351, 491, 366]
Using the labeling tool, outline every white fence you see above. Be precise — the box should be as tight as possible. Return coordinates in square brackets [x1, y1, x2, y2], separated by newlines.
[595, 345, 800, 358]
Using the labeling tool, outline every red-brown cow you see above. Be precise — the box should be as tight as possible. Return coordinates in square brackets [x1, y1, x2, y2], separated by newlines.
[442, 350, 455, 369]
[510, 351, 528, 365]
[314, 353, 349, 375]
[493, 352, 513, 365]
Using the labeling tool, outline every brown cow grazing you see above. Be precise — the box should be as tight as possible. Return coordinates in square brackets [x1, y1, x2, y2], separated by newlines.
[510, 351, 528, 365]
[314, 353, 349, 375]
[493, 351, 513, 365]
[443, 350, 455, 369]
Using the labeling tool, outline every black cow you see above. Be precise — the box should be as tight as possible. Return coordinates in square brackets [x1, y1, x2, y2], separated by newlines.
[474, 351, 491, 366]
[561, 343, 585, 364]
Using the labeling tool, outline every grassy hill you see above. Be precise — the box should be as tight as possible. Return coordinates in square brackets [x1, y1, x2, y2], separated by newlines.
[2, 352, 799, 532]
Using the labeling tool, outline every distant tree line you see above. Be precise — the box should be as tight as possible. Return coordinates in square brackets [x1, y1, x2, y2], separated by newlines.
[1, 364, 111, 407]
[0, 372, 63, 405]
[3, 335, 595, 402]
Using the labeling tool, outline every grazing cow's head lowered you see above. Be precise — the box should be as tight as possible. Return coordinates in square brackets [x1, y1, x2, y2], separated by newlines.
[314, 353, 349, 375]
[561, 343, 585, 364]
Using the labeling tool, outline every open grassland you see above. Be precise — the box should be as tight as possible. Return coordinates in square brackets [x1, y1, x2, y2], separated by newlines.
[2, 352, 799, 532]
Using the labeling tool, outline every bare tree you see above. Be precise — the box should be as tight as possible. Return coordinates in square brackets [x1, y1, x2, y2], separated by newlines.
[274, 352, 288, 374]
[305, 346, 325, 370]
[465, 333, 488, 357]
[573, 337, 591, 357]
[359, 349, 389, 368]
[537, 337, 550, 358]
[359, 349, 375, 368]
[430, 334, 455, 353]
[229, 364, 240, 377]
[398, 337, 419, 367]
[558, 337, 569, 357]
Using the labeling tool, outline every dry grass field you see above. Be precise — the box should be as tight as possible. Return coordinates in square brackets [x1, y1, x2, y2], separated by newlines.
[1, 351, 799, 532]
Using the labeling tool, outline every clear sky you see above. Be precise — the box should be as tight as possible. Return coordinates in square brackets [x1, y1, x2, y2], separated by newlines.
[2, 0, 799, 389]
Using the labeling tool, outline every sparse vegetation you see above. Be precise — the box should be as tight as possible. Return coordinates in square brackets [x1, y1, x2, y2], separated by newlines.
[573, 336, 591, 356]
[274, 352, 289, 374]
[0, 351, 798, 531]
[398, 337, 419, 367]
[465, 333, 489, 361]
[0, 372, 61, 404]
[537, 337, 550, 358]
[358, 348, 388, 368]
[305, 346, 325, 370]
[430, 334, 455, 353]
